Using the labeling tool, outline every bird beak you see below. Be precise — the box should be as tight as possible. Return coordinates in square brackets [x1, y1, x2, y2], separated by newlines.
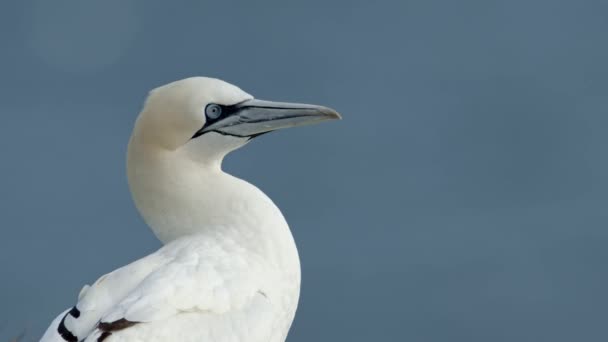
[197, 99, 341, 138]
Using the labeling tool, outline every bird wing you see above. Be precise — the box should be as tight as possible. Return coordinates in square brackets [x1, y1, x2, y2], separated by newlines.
[41, 250, 165, 342]
[41, 234, 271, 342]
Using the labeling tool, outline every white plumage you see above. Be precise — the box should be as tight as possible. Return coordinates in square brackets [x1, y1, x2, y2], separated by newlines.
[41, 77, 340, 342]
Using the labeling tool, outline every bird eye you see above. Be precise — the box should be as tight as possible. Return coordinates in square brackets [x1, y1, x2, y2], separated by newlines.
[205, 104, 222, 120]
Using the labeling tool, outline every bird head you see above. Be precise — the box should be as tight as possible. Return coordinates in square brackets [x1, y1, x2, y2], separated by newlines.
[131, 77, 340, 161]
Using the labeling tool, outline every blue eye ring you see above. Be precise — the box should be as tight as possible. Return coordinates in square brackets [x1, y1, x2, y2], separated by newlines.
[205, 104, 222, 120]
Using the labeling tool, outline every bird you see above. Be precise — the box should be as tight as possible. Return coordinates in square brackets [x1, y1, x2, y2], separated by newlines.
[40, 77, 340, 342]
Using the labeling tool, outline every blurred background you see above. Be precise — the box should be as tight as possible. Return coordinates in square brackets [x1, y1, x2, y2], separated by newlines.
[1, 0, 607, 341]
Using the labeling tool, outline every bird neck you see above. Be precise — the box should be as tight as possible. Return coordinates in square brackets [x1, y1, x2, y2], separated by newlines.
[126, 140, 300, 270]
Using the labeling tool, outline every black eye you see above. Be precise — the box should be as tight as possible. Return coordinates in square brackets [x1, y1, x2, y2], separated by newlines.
[205, 104, 222, 120]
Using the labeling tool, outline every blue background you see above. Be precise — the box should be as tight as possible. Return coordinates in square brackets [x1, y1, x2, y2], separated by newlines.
[1, 0, 607, 341]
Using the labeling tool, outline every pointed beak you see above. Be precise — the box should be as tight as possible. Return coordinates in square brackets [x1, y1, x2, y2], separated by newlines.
[195, 99, 341, 138]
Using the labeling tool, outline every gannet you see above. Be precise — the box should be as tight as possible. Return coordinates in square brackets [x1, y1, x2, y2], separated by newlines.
[40, 77, 340, 342]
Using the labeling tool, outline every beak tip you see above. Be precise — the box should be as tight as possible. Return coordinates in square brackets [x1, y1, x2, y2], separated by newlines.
[320, 107, 342, 120]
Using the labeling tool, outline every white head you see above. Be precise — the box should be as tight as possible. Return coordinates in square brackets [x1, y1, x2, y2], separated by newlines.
[127, 77, 340, 243]
[130, 77, 339, 164]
